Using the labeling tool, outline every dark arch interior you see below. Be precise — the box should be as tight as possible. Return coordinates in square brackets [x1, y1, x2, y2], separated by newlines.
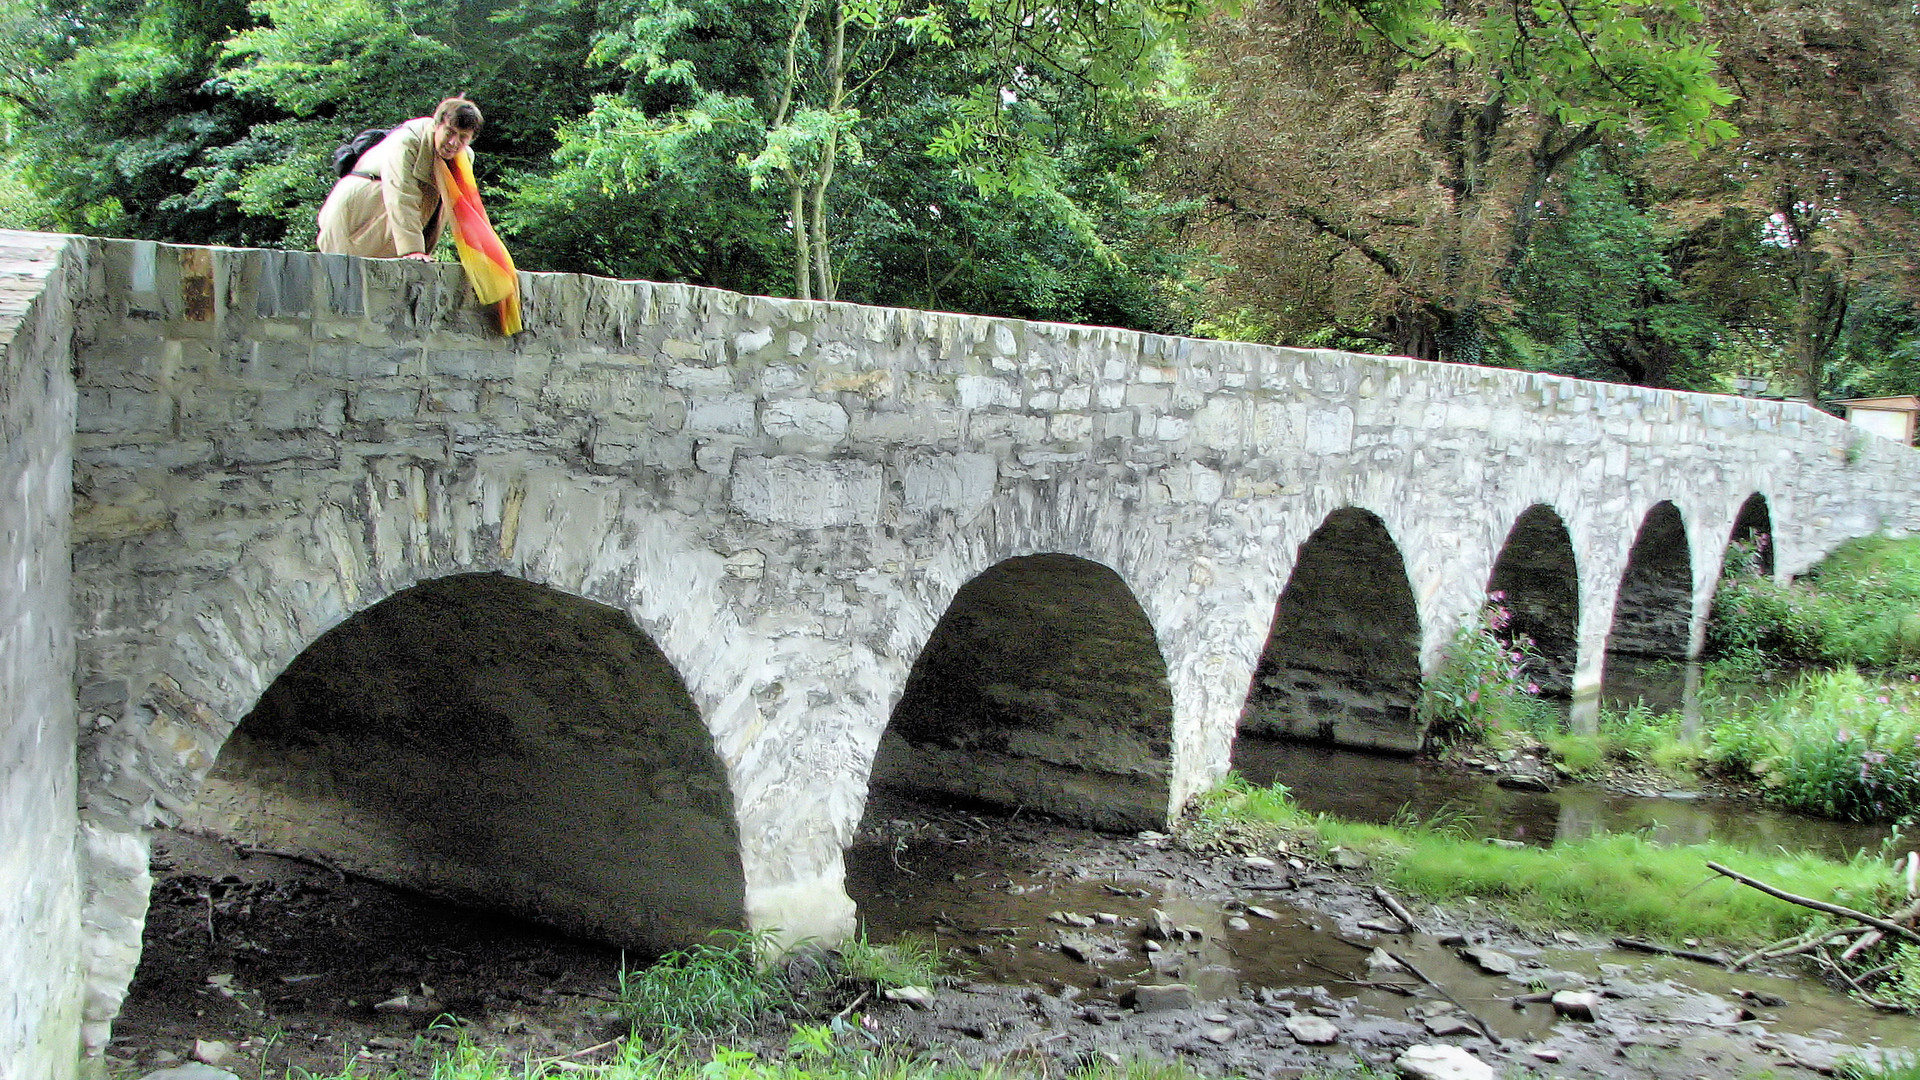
[1486, 505, 1580, 698]
[1603, 502, 1695, 704]
[1235, 508, 1424, 755]
[869, 554, 1174, 832]
[1728, 493, 1775, 577]
[185, 572, 744, 951]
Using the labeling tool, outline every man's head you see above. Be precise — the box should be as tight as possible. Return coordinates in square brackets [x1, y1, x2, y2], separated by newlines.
[431, 97, 483, 160]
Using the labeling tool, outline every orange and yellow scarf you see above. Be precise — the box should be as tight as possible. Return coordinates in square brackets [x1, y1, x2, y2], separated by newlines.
[436, 152, 522, 335]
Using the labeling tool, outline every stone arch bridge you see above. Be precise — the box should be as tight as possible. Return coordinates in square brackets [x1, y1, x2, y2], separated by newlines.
[5, 230, 1919, 1076]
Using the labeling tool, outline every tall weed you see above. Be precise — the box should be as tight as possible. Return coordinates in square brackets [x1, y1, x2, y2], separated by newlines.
[1418, 596, 1552, 747]
[1706, 668, 1920, 822]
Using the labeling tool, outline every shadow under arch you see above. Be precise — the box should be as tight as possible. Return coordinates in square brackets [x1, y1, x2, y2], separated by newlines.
[1727, 492, 1775, 577]
[1487, 505, 1580, 698]
[869, 553, 1174, 832]
[1236, 507, 1424, 755]
[183, 571, 745, 951]
[1603, 501, 1694, 708]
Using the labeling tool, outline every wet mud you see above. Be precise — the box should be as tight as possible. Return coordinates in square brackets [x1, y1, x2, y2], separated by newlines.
[111, 793, 1919, 1079]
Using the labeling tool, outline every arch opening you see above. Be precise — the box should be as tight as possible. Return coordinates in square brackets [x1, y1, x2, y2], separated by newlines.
[182, 572, 745, 951]
[1235, 508, 1424, 756]
[868, 554, 1175, 832]
[1727, 493, 1775, 577]
[1486, 505, 1581, 699]
[1603, 502, 1694, 708]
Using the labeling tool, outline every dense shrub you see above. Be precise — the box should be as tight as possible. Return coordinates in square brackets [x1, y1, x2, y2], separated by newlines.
[1709, 537, 1920, 672]
[1418, 595, 1554, 747]
[1706, 668, 1920, 822]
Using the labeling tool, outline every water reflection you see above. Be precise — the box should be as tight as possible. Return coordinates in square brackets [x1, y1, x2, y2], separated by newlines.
[1231, 739, 1915, 861]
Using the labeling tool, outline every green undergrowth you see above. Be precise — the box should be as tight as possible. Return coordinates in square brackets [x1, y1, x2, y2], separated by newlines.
[1710, 536, 1920, 673]
[614, 929, 946, 1038]
[280, 1031, 1387, 1079]
[1188, 774, 1906, 946]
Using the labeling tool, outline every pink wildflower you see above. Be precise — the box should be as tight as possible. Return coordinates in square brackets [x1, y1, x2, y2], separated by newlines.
[1525, 683, 1541, 695]
[1468, 689, 1481, 704]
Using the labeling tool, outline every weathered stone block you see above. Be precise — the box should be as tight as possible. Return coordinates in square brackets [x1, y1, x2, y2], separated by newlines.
[730, 456, 882, 527]
[762, 398, 848, 442]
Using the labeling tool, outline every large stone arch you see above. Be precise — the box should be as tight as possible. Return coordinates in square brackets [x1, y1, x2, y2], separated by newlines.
[1236, 507, 1424, 754]
[1601, 500, 1694, 705]
[70, 463, 851, 1056]
[184, 571, 745, 948]
[1487, 504, 1581, 698]
[869, 553, 1175, 832]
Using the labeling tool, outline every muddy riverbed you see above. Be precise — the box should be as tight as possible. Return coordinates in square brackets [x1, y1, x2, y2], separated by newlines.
[111, 786, 1918, 1080]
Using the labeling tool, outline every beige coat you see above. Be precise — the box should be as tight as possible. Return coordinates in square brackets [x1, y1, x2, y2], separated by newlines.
[316, 117, 464, 258]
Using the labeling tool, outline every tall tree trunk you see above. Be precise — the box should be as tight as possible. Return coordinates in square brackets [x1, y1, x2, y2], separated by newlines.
[791, 181, 812, 300]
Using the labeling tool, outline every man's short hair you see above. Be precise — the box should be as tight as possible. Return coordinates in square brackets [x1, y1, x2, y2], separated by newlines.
[434, 97, 483, 133]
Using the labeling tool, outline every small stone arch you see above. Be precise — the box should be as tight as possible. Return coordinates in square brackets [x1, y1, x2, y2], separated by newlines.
[183, 572, 746, 950]
[1236, 507, 1424, 754]
[1603, 501, 1694, 704]
[1486, 504, 1580, 698]
[868, 553, 1175, 832]
[1726, 492, 1775, 578]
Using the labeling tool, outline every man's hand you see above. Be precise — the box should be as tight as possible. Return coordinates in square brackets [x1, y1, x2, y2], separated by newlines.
[402, 252, 433, 262]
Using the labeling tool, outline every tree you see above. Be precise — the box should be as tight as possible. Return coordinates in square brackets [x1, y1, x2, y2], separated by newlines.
[1166, 0, 1733, 362]
[0, 0, 276, 242]
[1649, 0, 1920, 401]
[517, 0, 1202, 306]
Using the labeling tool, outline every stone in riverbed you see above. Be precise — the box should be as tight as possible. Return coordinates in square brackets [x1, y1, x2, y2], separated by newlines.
[1285, 1014, 1340, 1045]
[1127, 983, 1198, 1012]
[1460, 947, 1518, 975]
[1394, 1044, 1494, 1080]
[1551, 990, 1600, 1020]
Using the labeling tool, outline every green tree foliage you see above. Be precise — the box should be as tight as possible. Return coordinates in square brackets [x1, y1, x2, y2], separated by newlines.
[1504, 149, 1721, 387]
[0, 0, 275, 242]
[502, 0, 1201, 320]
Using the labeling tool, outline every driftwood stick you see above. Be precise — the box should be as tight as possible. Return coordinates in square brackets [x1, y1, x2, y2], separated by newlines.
[1382, 949, 1501, 1046]
[1374, 886, 1423, 933]
[1708, 862, 1920, 947]
[1613, 938, 1726, 966]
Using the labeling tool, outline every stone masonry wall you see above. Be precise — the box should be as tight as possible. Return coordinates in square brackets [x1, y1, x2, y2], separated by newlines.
[2, 228, 1914, 1067]
[0, 233, 82, 1079]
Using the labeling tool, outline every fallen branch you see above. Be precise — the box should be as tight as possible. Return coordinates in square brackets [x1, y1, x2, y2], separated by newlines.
[1374, 886, 1423, 933]
[1733, 925, 1870, 970]
[1708, 862, 1920, 948]
[1382, 948, 1502, 1046]
[1613, 938, 1726, 966]
[1813, 945, 1914, 1015]
[533, 1036, 626, 1066]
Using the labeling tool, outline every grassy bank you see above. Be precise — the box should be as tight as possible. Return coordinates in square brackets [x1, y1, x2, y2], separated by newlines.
[1186, 775, 1907, 947]
[1710, 536, 1920, 673]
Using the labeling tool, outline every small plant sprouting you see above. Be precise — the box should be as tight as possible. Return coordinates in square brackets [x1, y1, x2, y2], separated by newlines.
[1418, 593, 1551, 748]
[616, 929, 793, 1037]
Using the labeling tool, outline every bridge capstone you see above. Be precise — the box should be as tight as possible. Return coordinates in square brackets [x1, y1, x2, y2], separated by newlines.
[1, 230, 1918, 1075]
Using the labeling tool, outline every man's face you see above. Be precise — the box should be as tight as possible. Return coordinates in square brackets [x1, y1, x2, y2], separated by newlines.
[433, 122, 476, 161]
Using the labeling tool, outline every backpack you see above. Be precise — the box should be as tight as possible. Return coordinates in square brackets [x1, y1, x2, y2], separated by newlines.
[332, 127, 393, 178]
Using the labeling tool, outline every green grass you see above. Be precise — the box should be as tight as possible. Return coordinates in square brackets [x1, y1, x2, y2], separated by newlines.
[836, 932, 943, 991]
[616, 931, 794, 1037]
[1190, 774, 1906, 946]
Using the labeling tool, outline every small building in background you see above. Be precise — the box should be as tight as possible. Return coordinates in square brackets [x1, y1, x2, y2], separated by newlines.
[1836, 395, 1920, 446]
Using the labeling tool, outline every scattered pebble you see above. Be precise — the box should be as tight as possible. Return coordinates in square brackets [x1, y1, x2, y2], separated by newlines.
[1226, 916, 1251, 931]
[1127, 983, 1198, 1012]
[883, 986, 935, 1008]
[1551, 990, 1601, 1021]
[191, 1040, 232, 1067]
